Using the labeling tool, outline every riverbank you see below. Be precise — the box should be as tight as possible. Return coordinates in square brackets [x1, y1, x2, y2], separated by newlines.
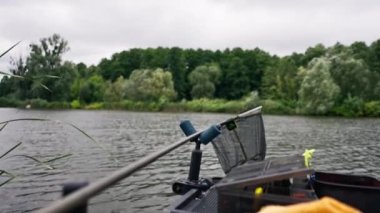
[1, 97, 380, 117]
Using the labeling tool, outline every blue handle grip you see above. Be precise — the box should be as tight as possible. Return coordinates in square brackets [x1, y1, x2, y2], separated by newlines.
[180, 120, 196, 136]
[199, 125, 221, 145]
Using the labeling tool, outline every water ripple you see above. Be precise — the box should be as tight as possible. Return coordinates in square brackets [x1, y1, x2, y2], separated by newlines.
[0, 109, 379, 212]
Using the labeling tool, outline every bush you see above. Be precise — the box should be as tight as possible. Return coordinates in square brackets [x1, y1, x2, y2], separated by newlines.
[104, 100, 161, 111]
[261, 99, 294, 114]
[0, 97, 21, 107]
[223, 100, 246, 113]
[180, 98, 245, 113]
[49, 101, 70, 109]
[85, 102, 104, 110]
[333, 96, 364, 117]
[28, 99, 50, 108]
[243, 91, 261, 110]
[162, 102, 186, 112]
[70, 100, 81, 109]
[363, 101, 380, 117]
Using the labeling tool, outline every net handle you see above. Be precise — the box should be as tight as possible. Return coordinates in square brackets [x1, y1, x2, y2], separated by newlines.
[237, 106, 262, 118]
[220, 106, 262, 126]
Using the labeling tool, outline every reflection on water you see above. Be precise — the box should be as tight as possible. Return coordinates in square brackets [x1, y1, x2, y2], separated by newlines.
[0, 108, 379, 212]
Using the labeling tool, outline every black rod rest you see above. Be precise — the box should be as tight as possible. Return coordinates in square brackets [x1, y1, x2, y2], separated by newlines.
[62, 182, 88, 213]
[188, 141, 202, 181]
[173, 121, 221, 195]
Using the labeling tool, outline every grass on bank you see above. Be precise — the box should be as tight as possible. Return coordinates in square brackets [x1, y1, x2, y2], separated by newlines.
[1, 97, 380, 117]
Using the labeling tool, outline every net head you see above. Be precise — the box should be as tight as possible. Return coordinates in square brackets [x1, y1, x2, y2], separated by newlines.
[212, 108, 266, 173]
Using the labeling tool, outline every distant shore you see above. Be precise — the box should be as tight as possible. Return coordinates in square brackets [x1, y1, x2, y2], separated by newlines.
[1, 98, 379, 117]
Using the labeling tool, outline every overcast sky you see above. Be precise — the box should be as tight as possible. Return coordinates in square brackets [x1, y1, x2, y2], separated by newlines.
[1, 0, 380, 72]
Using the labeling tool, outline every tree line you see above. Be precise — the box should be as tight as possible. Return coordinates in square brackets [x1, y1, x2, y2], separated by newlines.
[1, 34, 380, 116]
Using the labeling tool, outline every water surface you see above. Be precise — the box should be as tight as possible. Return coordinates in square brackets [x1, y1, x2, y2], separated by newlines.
[0, 109, 379, 212]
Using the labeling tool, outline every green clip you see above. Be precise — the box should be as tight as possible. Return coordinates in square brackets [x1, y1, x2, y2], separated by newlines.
[302, 149, 315, 168]
[225, 120, 237, 130]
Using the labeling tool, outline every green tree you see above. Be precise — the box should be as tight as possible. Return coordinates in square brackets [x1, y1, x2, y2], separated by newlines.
[298, 58, 340, 114]
[329, 52, 372, 101]
[4, 56, 29, 99]
[98, 49, 143, 81]
[301, 44, 326, 66]
[235, 48, 272, 92]
[217, 57, 250, 99]
[140, 47, 169, 69]
[166, 47, 187, 99]
[326, 42, 349, 56]
[87, 75, 105, 103]
[25, 34, 73, 101]
[289, 52, 304, 67]
[50, 62, 76, 101]
[125, 68, 176, 102]
[262, 58, 300, 101]
[368, 39, 380, 73]
[75, 75, 105, 103]
[27, 34, 69, 75]
[103, 76, 127, 102]
[10, 56, 27, 76]
[350, 41, 370, 62]
[0, 76, 14, 97]
[188, 64, 221, 99]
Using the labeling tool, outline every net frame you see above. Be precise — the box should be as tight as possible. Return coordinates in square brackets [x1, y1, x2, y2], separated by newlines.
[211, 107, 266, 173]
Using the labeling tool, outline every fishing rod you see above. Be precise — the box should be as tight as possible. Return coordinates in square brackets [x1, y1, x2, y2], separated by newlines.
[38, 106, 262, 213]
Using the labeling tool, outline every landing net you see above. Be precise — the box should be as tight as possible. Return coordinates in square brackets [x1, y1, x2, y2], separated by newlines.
[212, 107, 266, 173]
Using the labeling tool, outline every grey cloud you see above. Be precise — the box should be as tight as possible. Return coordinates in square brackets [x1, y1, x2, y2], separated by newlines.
[1, 0, 380, 71]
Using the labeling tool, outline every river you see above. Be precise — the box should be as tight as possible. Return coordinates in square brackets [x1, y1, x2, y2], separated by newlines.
[0, 108, 379, 212]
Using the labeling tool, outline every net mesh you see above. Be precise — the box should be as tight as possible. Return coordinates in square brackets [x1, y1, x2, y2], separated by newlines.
[212, 109, 266, 174]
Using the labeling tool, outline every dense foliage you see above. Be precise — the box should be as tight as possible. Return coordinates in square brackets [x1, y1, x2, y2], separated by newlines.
[1, 34, 380, 116]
